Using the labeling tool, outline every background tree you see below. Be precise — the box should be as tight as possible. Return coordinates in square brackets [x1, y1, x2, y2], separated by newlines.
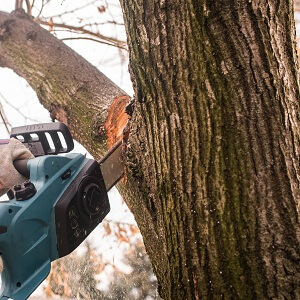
[45, 241, 105, 299]
[105, 239, 161, 300]
[44, 221, 153, 299]
[0, 1, 299, 299]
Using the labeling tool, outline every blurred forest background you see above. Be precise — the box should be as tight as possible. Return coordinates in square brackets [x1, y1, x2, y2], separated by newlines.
[1, 0, 300, 299]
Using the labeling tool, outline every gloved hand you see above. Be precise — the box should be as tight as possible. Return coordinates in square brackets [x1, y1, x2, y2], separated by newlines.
[0, 138, 34, 197]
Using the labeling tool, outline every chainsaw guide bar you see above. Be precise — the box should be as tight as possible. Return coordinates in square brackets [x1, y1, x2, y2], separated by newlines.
[98, 140, 124, 192]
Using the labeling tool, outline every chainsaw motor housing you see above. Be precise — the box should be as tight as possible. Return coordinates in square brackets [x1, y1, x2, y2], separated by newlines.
[55, 159, 109, 257]
[0, 123, 110, 299]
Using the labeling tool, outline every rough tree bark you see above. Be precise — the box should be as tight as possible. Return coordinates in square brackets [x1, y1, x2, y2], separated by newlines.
[0, 2, 299, 300]
[120, 1, 300, 299]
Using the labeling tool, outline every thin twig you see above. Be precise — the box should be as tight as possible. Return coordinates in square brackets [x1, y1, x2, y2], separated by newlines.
[0, 102, 11, 135]
[25, 0, 32, 15]
[0, 116, 10, 134]
[61, 36, 128, 50]
[36, 0, 45, 18]
[36, 18, 126, 48]
[15, 0, 23, 9]
[45, 0, 98, 19]
[0, 92, 40, 124]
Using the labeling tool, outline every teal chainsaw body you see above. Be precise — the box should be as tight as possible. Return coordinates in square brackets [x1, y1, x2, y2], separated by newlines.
[0, 123, 111, 299]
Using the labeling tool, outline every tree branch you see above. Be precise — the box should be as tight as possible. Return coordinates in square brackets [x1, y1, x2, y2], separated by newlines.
[15, 0, 24, 10]
[36, 18, 127, 50]
[0, 91, 41, 124]
[24, 0, 32, 16]
[60, 36, 127, 50]
[43, 0, 99, 19]
[0, 9, 130, 158]
[60, 36, 124, 48]
[0, 102, 11, 134]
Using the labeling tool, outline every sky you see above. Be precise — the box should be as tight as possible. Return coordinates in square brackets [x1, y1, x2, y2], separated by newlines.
[0, 1, 137, 297]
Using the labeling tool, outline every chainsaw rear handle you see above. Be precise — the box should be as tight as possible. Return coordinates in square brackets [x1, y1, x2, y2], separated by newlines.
[5, 123, 75, 177]
[10, 122, 74, 157]
[13, 159, 30, 178]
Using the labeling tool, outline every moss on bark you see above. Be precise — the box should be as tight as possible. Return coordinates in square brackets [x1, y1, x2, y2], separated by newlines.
[121, 0, 300, 299]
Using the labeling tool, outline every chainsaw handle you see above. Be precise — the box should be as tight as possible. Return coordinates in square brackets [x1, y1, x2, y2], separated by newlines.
[10, 122, 74, 157]
[13, 159, 30, 178]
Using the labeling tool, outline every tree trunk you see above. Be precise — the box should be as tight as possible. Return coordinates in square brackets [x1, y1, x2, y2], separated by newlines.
[120, 0, 300, 299]
[0, 2, 300, 299]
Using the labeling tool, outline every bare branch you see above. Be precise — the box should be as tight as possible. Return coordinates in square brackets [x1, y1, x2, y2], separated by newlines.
[36, 0, 45, 18]
[0, 9, 130, 159]
[44, 0, 98, 19]
[0, 101, 11, 135]
[25, 0, 32, 16]
[0, 92, 40, 125]
[36, 18, 127, 49]
[295, 0, 300, 12]
[60, 36, 127, 50]
[0, 112, 10, 135]
[15, 0, 24, 10]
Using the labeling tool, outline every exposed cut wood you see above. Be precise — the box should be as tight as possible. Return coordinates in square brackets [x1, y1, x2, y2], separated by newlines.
[104, 95, 130, 148]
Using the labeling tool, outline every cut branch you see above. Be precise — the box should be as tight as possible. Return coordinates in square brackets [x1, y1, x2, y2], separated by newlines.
[0, 9, 130, 159]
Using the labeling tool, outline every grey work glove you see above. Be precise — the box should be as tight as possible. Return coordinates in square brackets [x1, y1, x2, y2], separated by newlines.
[0, 138, 34, 197]
[0, 138, 33, 273]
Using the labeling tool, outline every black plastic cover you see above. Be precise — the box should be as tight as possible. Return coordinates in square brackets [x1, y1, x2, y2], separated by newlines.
[14, 180, 37, 201]
[54, 160, 110, 258]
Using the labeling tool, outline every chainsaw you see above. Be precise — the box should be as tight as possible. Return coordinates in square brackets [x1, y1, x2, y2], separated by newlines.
[0, 122, 124, 299]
